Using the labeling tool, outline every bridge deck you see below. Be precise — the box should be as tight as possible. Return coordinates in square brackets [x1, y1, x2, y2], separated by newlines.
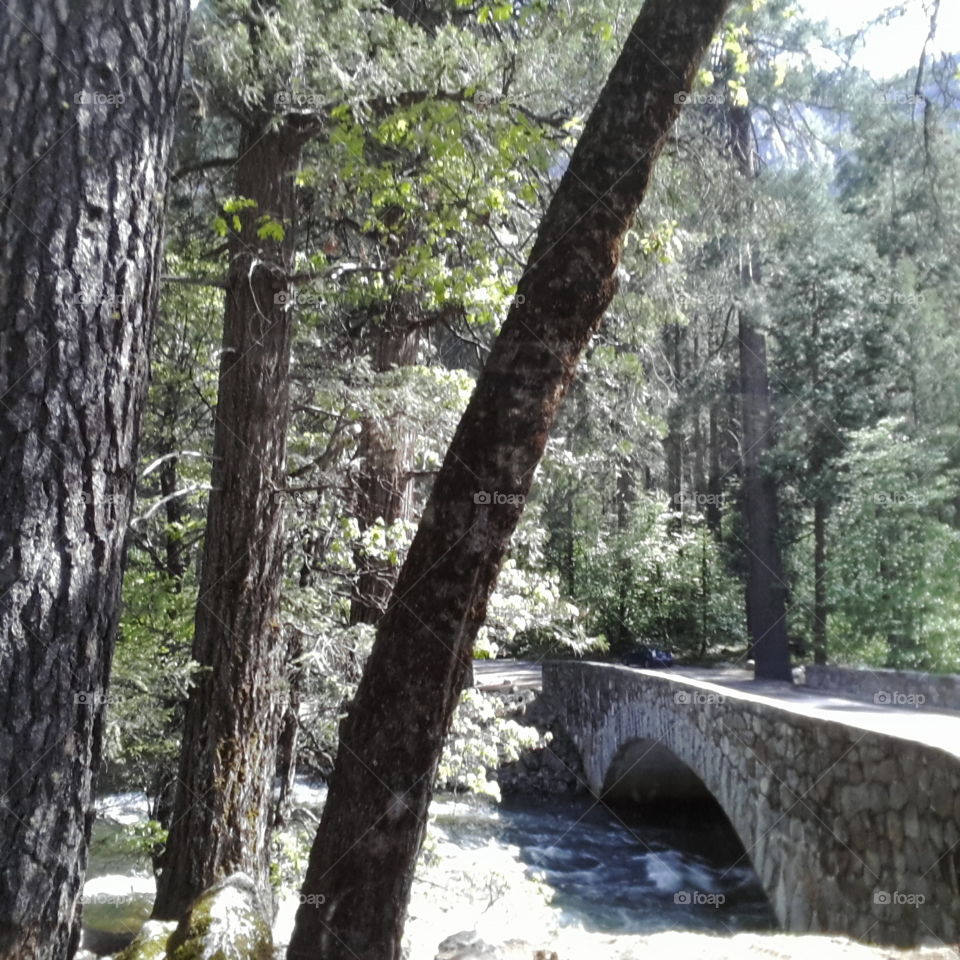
[648, 665, 960, 760]
[475, 660, 960, 759]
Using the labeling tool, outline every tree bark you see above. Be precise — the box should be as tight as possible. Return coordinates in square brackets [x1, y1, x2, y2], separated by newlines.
[0, 2, 189, 957]
[707, 401, 724, 534]
[664, 322, 684, 525]
[614, 457, 637, 653]
[273, 629, 304, 828]
[350, 299, 420, 625]
[729, 102, 791, 683]
[738, 316, 792, 681]
[286, 2, 733, 957]
[813, 497, 828, 665]
[152, 124, 299, 919]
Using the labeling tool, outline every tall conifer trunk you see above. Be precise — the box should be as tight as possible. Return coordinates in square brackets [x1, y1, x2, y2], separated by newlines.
[0, 2, 189, 955]
[153, 122, 299, 919]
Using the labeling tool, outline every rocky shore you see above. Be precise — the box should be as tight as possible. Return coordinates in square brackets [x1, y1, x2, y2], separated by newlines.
[482, 684, 586, 798]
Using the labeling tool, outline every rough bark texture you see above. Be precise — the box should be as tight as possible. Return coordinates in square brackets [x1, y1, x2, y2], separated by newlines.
[286, 2, 733, 957]
[152, 124, 299, 920]
[0, 2, 189, 957]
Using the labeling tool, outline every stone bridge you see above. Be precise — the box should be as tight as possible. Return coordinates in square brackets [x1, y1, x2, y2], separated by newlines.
[541, 661, 960, 947]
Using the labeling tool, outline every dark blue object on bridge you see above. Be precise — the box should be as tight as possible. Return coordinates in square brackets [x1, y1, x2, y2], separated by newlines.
[621, 645, 674, 668]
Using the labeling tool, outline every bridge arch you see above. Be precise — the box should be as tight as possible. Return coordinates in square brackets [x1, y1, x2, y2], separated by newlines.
[601, 736, 717, 807]
[542, 660, 960, 947]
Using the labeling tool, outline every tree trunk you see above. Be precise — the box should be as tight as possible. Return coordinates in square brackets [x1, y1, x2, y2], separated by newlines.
[0, 2, 188, 957]
[738, 315, 792, 681]
[663, 322, 684, 525]
[729, 102, 791, 683]
[152, 124, 299, 920]
[707, 401, 724, 534]
[813, 497, 828, 665]
[159, 453, 189, 584]
[350, 299, 420, 625]
[273, 629, 304, 828]
[286, 2, 733, 957]
[614, 458, 637, 653]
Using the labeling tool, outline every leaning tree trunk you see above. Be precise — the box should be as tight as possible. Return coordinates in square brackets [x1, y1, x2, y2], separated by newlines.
[152, 123, 299, 920]
[286, 2, 733, 957]
[0, 3, 188, 957]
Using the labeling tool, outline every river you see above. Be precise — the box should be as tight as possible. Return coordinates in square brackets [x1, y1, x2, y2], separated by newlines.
[83, 784, 775, 957]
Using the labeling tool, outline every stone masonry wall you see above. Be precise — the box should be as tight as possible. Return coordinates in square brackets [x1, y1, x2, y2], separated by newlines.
[541, 661, 960, 947]
[803, 664, 960, 712]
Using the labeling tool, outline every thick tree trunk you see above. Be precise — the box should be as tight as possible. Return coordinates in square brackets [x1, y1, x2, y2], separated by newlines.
[286, 2, 733, 957]
[729, 102, 791, 683]
[152, 124, 299, 919]
[738, 316, 792, 681]
[0, 3, 188, 957]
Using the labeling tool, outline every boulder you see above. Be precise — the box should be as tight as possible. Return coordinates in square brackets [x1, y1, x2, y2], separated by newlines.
[166, 873, 272, 960]
[436, 930, 498, 959]
[114, 919, 177, 960]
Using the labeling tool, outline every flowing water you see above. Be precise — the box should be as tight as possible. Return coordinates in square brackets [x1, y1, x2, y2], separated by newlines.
[84, 785, 776, 957]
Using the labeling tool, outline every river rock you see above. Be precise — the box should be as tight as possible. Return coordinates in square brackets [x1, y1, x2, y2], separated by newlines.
[114, 919, 178, 960]
[436, 930, 499, 958]
[166, 873, 272, 960]
[436, 930, 559, 960]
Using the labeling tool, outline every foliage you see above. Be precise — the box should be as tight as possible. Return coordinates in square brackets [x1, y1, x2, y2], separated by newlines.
[436, 689, 546, 801]
[103, 0, 960, 811]
[828, 420, 960, 672]
[574, 498, 748, 658]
